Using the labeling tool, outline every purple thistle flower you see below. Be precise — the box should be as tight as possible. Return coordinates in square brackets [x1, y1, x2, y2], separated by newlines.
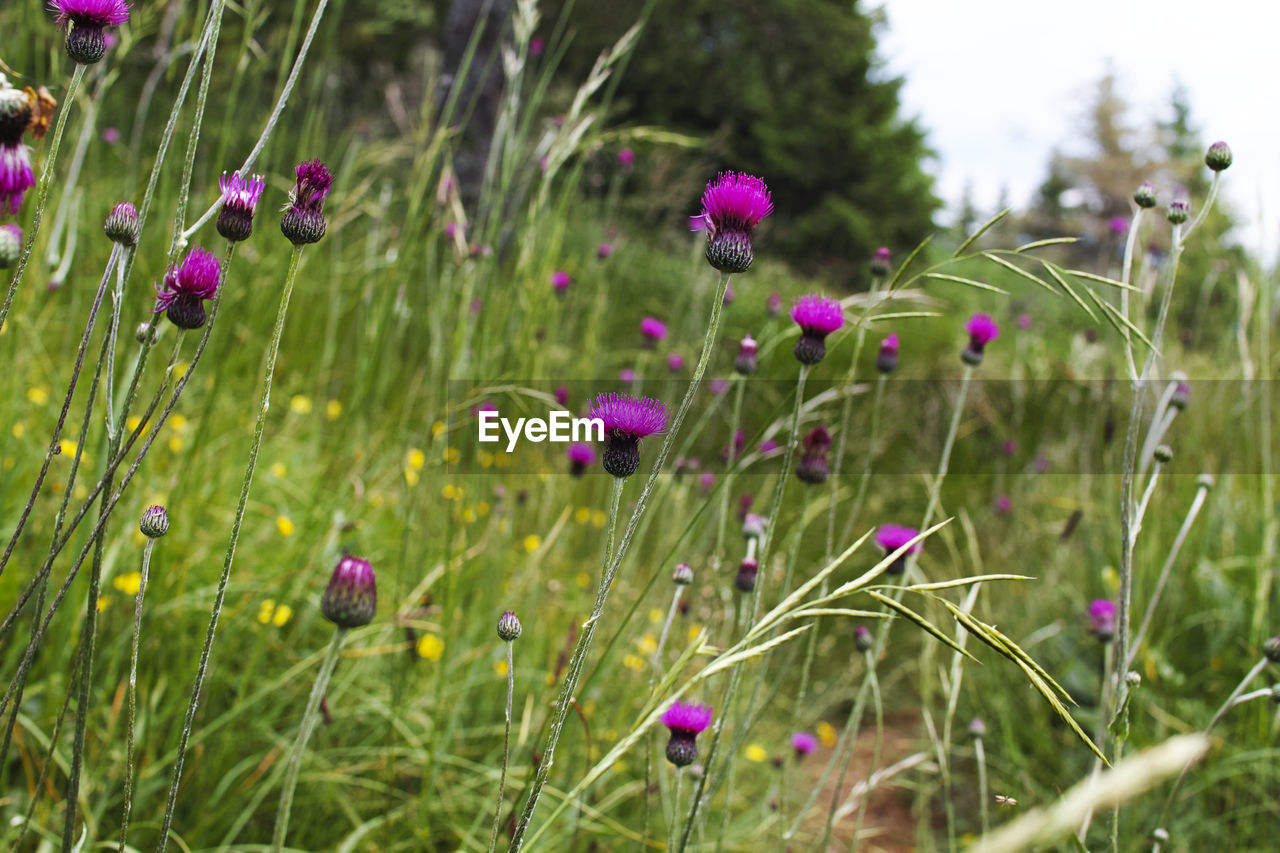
[550, 270, 571, 294]
[281, 158, 333, 245]
[876, 332, 899, 374]
[962, 313, 1000, 366]
[876, 523, 921, 575]
[996, 495, 1012, 514]
[735, 557, 759, 592]
[618, 368, 636, 387]
[588, 392, 667, 478]
[153, 247, 221, 329]
[1001, 439, 1017, 457]
[102, 126, 119, 143]
[554, 385, 569, 406]
[766, 291, 783, 317]
[661, 701, 713, 767]
[216, 172, 266, 242]
[1108, 216, 1129, 236]
[853, 624, 873, 652]
[870, 246, 892, 278]
[791, 731, 818, 758]
[566, 442, 595, 477]
[1088, 599, 1116, 642]
[691, 171, 772, 274]
[734, 334, 758, 375]
[667, 352, 685, 373]
[0, 223, 21, 269]
[596, 242, 615, 261]
[699, 471, 715, 494]
[791, 294, 845, 365]
[529, 35, 545, 57]
[0, 84, 34, 216]
[1017, 313, 1032, 330]
[795, 425, 832, 485]
[722, 429, 745, 462]
[321, 555, 377, 629]
[617, 148, 635, 168]
[640, 316, 668, 346]
[49, 0, 130, 64]
[759, 439, 780, 454]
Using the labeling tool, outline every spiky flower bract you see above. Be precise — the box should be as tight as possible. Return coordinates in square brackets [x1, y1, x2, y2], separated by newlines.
[790, 294, 845, 365]
[50, 0, 131, 64]
[1088, 599, 1116, 643]
[216, 172, 266, 242]
[497, 611, 522, 642]
[281, 159, 333, 245]
[103, 201, 139, 245]
[962, 313, 999, 365]
[876, 523, 920, 575]
[566, 442, 595, 477]
[321, 555, 377, 629]
[0, 82, 34, 216]
[139, 505, 169, 538]
[1204, 140, 1232, 172]
[662, 701, 713, 767]
[876, 332, 900, 374]
[154, 247, 222, 329]
[691, 171, 772, 274]
[795, 425, 832, 485]
[588, 392, 667, 478]
[1133, 181, 1157, 208]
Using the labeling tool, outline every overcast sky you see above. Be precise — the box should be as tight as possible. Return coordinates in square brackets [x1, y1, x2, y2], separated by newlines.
[876, 0, 1277, 257]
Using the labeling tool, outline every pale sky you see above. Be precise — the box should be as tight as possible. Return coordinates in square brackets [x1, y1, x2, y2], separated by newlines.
[876, 0, 1278, 258]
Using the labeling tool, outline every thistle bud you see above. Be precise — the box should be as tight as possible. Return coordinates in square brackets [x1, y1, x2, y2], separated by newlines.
[673, 562, 694, 585]
[735, 558, 758, 592]
[135, 321, 157, 345]
[1153, 444, 1173, 464]
[139, 505, 169, 538]
[968, 717, 987, 739]
[876, 333, 899, 374]
[733, 335, 758, 375]
[1167, 199, 1190, 225]
[0, 224, 20, 268]
[1263, 635, 1280, 663]
[1133, 182, 1158, 209]
[321, 555, 377, 629]
[869, 246, 891, 279]
[853, 625, 873, 652]
[104, 202, 139, 246]
[1196, 473, 1214, 491]
[1170, 378, 1190, 410]
[742, 513, 766, 543]
[1204, 141, 1232, 172]
[497, 610, 522, 642]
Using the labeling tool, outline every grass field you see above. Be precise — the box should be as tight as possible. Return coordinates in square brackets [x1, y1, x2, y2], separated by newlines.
[1, 2, 1278, 851]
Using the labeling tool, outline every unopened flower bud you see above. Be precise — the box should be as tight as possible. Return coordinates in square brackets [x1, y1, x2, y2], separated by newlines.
[1167, 199, 1190, 225]
[1204, 141, 1232, 172]
[969, 717, 986, 739]
[1154, 444, 1173, 464]
[497, 610, 522, 642]
[1263, 635, 1280, 663]
[139, 505, 169, 538]
[1196, 474, 1214, 491]
[0, 224, 20, 268]
[1133, 182, 1157, 209]
[853, 625, 873, 652]
[735, 558, 758, 592]
[734, 335, 758, 375]
[321, 555, 377, 629]
[673, 562, 694, 585]
[104, 202, 139, 246]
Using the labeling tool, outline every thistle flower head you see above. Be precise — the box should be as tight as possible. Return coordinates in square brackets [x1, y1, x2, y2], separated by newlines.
[139, 504, 169, 538]
[281, 158, 333, 244]
[103, 201, 139, 245]
[996, 495, 1012, 513]
[662, 701, 713, 767]
[870, 246, 892, 277]
[962, 313, 1000, 365]
[1263, 635, 1280, 663]
[673, 562, 694, 585]
[1204, 140, 1232, 172]
[692, 171, 772, 273]
[1167, 197, 1190, 225]
[876, 523, 920, 575]
[742, 513, 767, 542]
[216, 172, 266, 242]
[791, 294, 845, 365]
[554, 385, 569, 406]
[876, 332, 900, 374]
[791, 731, 818, 757]
[735, 557, 759, 592]
[734, 334, 758, 375]
[550, 270, 571, 293]
[766, 291, 783, 316]
[617, 148, 635, 167]
[588, 392, 667, 478]
[50, 0, 130, 63]
[597, 242, 614, 260]
[969, 718, 987, 739]
[640, 316, 668, 344]
[1088, 599, 1117, 642]
[0, 82, 34, 215]
[1133, 181, 1158, 209]
[853, 624, 873, 652]
[321, 555, 377, 629]
[497, 610, 522, 642]
[0, 80, 31, 145]
[0, 223, 20, 268]
[667, 353, 685, 373]
[795, 425, 832, 485]
[154, 247, 221, 329]
[566, 441, 595, 476]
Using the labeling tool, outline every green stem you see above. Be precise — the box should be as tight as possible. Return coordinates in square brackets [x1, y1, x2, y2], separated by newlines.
[269, 627, 348, 852]
[119, 537, 157, 851]
[489, 642, 516, 853]
[714, 378, 747, 564]
[156, 245, 304, 853]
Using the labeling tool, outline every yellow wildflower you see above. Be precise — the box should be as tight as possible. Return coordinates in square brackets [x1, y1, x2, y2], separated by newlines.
[276, 515, 295, 537]
[269, 462, 287, 478]
[27, 386, 49, 405]
[407, 448, 426, 470]
[744, 744, 769, 763]
[325, 400, 342, 421]
[524, 535, 541, 554]
[816, 721, 837, 748]
[289, 395, 313, 414]
[272, 605, 293, 627]
[113, 571, 143, 596]
[417, 633, 445, 661]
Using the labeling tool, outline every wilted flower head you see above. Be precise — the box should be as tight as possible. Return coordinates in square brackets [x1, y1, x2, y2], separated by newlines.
[640, 316, 668, 345]
[876, 524, 920, 575]
[588, 392, 667, 478]
[281, 159, 333, 245]
[734, 334, 758, 375]
[791, 731, 818, 758]
[321, 555, 377, 629]
[662, 701, 713, 767]
[50, 0, 131, 64]
[691, 171, 773, 274]
[0, 223, 21, 268]
[550, 270, 571, 294]
[791, 294, 845, 365]
[154, 247, 221, 329]
[962, 313, 999, 366]
[216, 172, 266, 242]
[870, 246, 892, 278]
[566, 442, 595, 477]
[0, 82, 34, 216]
[1088, 599, 1117, 642]
[876, 332, 899, 374]
[795, 425, 832, 485]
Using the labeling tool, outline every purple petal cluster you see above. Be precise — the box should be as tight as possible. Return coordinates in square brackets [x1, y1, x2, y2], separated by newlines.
[791, 294, 845, 336]
[640, 316, 668, 342]
[219, 172, 266, 212]
[966, 313, 1000, 346]
[566, 442, 595, 465]
[1089, 599, 1117, 641]
[0, 84, 34, 216]
[154, 247, 221, 311]
[588, 392, 667, 440]
[49, 0, 131, 28]
[791, 731, 818, 756]
[691, 172, 773, 235]
[662, 701, 713, 735]
[875, 524, 921, 555]
[290, 159, 333, 213]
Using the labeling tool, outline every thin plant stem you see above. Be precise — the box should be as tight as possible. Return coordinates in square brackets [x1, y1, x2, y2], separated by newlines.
[976, 736, 990, 838]
[119, 536, 157, 851]
[1119, 208, 1144, 381]
[0, 64, 86, 332]
[269, 627, 349, 852]
[156, 245, 305, 852]
[841, 374, 888, 547]
[509, 273, 732, 851]
[489, 641, 517, 853]
[817, 648, 878, 850]
[713, 378, 746, 565]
